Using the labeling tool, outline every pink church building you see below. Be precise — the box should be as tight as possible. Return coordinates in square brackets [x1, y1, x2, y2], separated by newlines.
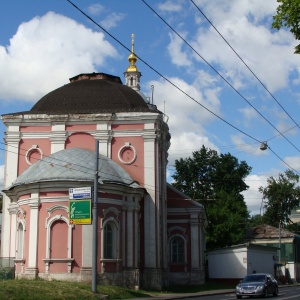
[1, 38, 206, 289]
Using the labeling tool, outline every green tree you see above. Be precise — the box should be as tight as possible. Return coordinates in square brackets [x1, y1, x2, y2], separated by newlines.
[248, 214, 264, 227]
[172, 145, 251, 250]
[259, 170, 300, 227]
[272, 0, 300, 54]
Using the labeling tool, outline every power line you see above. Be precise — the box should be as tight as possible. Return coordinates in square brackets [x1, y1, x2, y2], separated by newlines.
[190, 0, 300, 131]
[141, 0, 300, 154]
[65, 0, 300, 175]
[66, 0, 261, 145]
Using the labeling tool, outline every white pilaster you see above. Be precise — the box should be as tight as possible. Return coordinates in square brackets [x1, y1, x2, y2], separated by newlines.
[134, 201, 139, 268]
[50, 123, 67, 153]
[96, 123, 113, 157]
[122, 205, 126, 266]
[27, 193, 40, 269]
[143, 125, 157, 268]
[126, 200, 134, 268]
[8, 203, 18, 258]
[1, 127, 20, 257]
[82, 224, 93, 267]
[190, 213, 200, 269]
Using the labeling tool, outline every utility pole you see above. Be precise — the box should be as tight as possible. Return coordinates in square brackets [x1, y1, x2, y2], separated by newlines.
[92, 141, 99, 293]
[279, 221, 281, 263]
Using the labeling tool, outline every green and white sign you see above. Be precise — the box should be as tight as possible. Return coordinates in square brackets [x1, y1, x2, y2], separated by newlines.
[69, 199, 91, 225]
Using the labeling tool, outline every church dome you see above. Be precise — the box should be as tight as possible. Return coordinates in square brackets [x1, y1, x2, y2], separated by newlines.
[30, 72, 156, 114]
[6, 148, 141, 190]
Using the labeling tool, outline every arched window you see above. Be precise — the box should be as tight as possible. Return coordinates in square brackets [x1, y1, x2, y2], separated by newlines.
[103, 221, 119, 259]
[16, 222, 24, 259]
[104, 223, 113, 259]
[50, 220, 68, 259]
[171, 237, 184, 263]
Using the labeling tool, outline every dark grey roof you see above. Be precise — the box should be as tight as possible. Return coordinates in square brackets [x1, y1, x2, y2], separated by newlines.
[29, 72, 158, 114]
[5, 148, 141, 190]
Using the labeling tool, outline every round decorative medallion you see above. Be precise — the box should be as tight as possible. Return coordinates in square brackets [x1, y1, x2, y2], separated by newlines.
[118, 143, 137, 165]
[25, 145, 43, 165]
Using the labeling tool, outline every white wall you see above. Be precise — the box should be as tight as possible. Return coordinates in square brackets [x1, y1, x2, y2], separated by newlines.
[248, 248, 277, 275]
[208, 245, 278, 279]
[208, 247, 247, 279]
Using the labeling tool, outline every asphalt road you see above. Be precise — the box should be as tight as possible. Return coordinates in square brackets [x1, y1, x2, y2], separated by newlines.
[176, 285, 300, 300]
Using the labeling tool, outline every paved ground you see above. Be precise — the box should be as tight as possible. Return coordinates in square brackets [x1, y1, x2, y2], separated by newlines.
[134, 288, 234, 300]
[134, 284, 299, 300]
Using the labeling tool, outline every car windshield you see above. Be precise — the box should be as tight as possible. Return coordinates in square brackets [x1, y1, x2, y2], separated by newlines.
[243, 275, 266, 283]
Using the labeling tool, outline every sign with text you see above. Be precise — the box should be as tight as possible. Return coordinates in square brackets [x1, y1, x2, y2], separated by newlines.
[69, 187, 92, 200]
[69, 199, 91, 225]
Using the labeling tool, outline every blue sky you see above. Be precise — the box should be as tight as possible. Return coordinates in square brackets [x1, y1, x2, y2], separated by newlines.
[1, 0, 300, 215]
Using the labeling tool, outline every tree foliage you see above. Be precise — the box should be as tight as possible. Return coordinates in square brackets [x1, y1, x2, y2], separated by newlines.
[259, 170, 300, 227]
[272, 0, 300, 54]
[248, 214, 264, 227]
[172, 145, 251, 250]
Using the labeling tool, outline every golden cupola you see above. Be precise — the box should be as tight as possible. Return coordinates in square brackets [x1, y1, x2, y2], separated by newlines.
[124, 34, 141, 91]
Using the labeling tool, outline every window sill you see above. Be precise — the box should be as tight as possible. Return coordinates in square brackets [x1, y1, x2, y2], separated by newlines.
[43, 258, 74, 263]
[100, 259, 122, 262]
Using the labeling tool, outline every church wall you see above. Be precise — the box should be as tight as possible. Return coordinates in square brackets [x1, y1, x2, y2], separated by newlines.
[20, 126, 51, 132]
[167, 188, 195, 208]
[65, 132, 95, 151]
[111, 136, 144, 185]
[66, 124, 96, 131]
[16, 202, 31, 273]
[50, 220, 68, 273]
[37, 202, 49, 274]
[111, 124, 144, 130]
[18, 138, 51, 175]
[72, 223, 83, 273]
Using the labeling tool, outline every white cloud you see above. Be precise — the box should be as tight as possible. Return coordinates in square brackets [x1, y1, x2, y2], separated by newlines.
[0, 12, 118, 102]
[284, 156, 300, 171]
[164, 0, 300, 95]
[87, 3, 105, 15]
[243, 174, 268, 216]
[239, 107, 259, 123]
[167, 33, 192, 67]
[168, 132, 218, 165]
[99, 12, 126, 30]
[145, 72, 221, 169]
[230, 135, 267, 156]
[146, 72, 221, 143]
[158, 0, 183, 13]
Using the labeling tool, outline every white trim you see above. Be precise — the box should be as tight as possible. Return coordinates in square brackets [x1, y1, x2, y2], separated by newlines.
[168, 234, 187, 271]
[118, 143, 137, 165]
[102, 217, 120, 263]
[45, 215, 73, 265]
[25, 145, 43, 165]
[43, 258, 74, 273]
[16, 221, 25, 260]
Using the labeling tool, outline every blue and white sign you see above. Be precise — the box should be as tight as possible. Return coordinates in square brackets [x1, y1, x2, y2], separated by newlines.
[69, 187, 92, 200]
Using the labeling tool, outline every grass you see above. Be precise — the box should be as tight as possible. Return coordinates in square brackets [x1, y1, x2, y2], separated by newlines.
[0, 279, 235, 300]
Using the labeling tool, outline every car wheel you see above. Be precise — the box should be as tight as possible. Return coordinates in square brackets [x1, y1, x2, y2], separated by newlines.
[273, 287, 278, 297]
[236, 296, 242, 299]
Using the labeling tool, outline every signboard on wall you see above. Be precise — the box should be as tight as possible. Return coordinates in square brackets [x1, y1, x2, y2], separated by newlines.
[69, 187, 92, 199]
[69, 199, 91, 225]
[69, 187, 92, 225]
